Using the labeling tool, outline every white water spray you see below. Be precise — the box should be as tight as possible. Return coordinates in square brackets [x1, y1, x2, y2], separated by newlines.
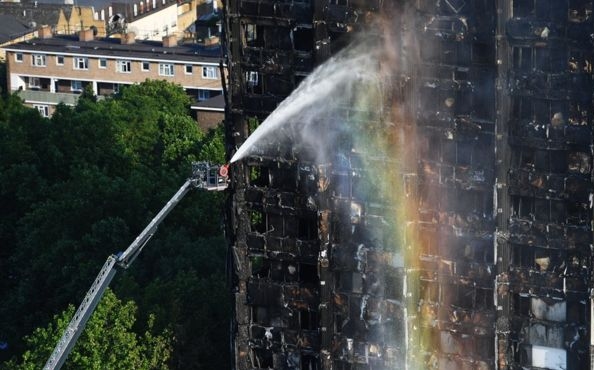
[230, 41, 381, 163]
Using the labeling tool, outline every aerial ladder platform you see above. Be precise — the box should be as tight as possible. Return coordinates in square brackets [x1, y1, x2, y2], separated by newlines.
[43, 162, 229, 370]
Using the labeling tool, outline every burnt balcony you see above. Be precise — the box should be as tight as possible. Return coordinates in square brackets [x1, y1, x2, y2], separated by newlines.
[507, 19, 562, 40]
[241, 47, 293, 73]
[238, 0, 312, 23]
[421, 15, 469, 42]
[509, 120, 592, 149]
[324, 5, 353, 24]
[241, 47, 313, 74]
[508, 266, 588, 295]
[508, 218, 592, 250]
[509, 71, 592, 100]
[508, 168, 592, 202]
[420, 160, 494, 191]
[507, 17, 593, 43]
[246, 232, 319, 262]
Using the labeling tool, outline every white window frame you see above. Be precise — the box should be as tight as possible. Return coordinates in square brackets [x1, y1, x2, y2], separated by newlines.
[56, 55, 64, 65]
[32, 54, 46, 67]
[116, 60, 132, 73]
[15, 53, 23, 63]
[202, 66, 217, 79]
[71, 80, 83, 92]
[27, 77, 41, 89]
[141, 61, 150, 71]
[159, 63, 174, 76]
[28, 77, 41, 89]
[185, 64, 193, 74]
[73, 57, 89, 70]
[98, 58, 107, 69]
[34, 104, 49, 117]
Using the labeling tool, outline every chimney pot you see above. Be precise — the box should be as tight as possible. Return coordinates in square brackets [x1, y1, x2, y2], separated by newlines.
[37, 25, 53, 39]
[162, 34, 177, 47]
[78, 28, 94, 42]
[121, 32, 136, 44]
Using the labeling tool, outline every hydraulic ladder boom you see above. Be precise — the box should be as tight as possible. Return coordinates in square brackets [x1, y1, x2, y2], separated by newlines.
[43, 163, 228, 370]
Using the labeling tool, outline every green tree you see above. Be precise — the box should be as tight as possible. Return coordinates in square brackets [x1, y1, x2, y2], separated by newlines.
[0, 80, 230, 369]
[1, 289, 171, 370]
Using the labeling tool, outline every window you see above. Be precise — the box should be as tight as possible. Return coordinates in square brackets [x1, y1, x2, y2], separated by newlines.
[73, 57, 89, 70]
[246, 71, 261, 93]
[569, 0, 590, 22]
[56, 55, 64, 65]
[98, 58, 107, 69]
[116, 60, 132, 73]
[293, 28, 313, 51]
[247, 71, 259, 85]
[513, 47, 532, 70]
[71, 80, 83, 92]
[159, 63, 174, 76]
[15, 53, 23, 62]
[113, 83, 121, 93]
[202, 66, 217, 79]
[34, 105, 49, 117]
[244, 24, 260, 47]
[32, 54, 46, 67]
[141, 61, 150, 71]
[185, 65, 193, 74]
[198, 89, 210, 101]
[28, 77, 41, 89]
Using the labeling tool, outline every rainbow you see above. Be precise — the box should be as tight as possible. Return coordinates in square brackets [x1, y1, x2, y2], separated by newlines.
[231, 17, 483, 369]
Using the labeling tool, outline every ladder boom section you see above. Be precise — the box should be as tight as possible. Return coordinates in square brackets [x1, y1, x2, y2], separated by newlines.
[43, 163, 227, 370]
[43, 256, 118, 370]
[117, 178, 197, 268]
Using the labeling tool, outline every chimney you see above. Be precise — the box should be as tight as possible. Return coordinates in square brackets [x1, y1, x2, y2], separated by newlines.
[121, 32, 136, 44]
[162, 34, 177, 47]
[78, 28, 94, 42]
[38, 25, 53, 39]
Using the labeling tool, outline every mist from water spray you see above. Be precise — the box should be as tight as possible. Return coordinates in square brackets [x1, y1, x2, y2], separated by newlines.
[230, 39, 383, 164]
[228, 15, 439, 367]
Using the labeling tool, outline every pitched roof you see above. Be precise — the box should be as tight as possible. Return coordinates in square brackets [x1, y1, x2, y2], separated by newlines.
[0, 3, 65, 28]
[0, 15, 32, 44]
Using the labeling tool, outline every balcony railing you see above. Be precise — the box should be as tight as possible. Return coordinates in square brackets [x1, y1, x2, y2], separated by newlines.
[509, 121, 592, 149]
[16, 89, 79, 106]
[508, 168, 592, 202]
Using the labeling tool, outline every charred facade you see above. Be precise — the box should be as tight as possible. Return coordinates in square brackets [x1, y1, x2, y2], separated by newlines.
[495, 1, 593, 369]
[223, 1, 593, 370]
[409, 1, 498, 369]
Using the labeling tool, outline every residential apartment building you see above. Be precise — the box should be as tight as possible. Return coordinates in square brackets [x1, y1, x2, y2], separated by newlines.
[224, 1, 593, 370]
[3, 26, 224, 123]
[0, 0, 203, 41]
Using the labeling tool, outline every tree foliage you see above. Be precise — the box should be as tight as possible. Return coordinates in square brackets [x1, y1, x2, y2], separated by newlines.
[2, 289, 171, 370]
[0, 80, 229, 369]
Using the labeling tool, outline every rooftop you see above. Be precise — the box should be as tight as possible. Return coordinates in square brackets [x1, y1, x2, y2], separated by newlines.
[0, 2, 65, 28]
[0, 15, 32, 44]
[3, 34, 223, 64]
